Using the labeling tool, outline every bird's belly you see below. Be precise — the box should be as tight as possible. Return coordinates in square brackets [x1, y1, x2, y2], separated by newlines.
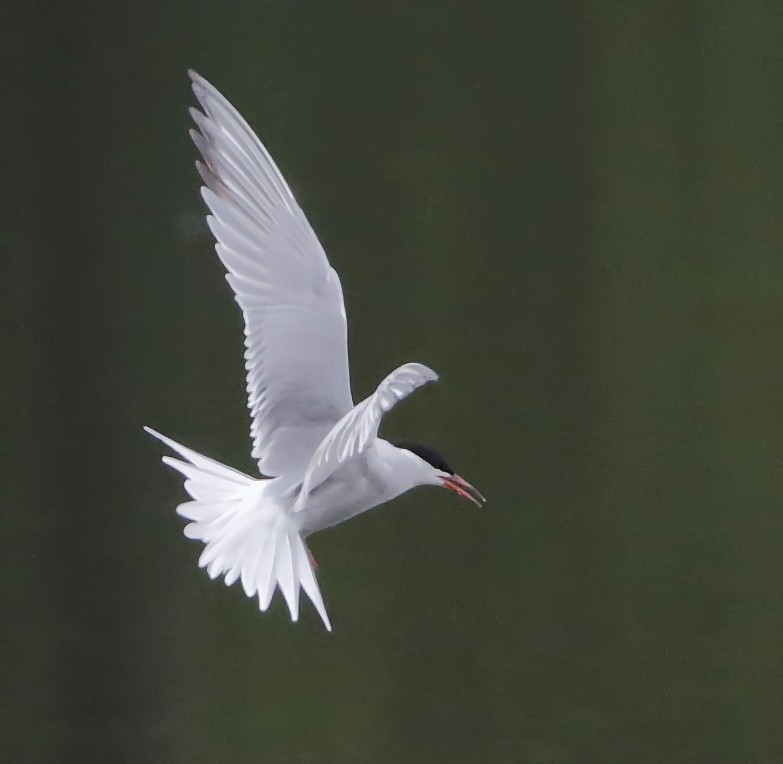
[300, 461, 389, 536]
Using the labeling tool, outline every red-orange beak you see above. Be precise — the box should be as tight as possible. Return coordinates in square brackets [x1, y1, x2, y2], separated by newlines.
[440, 474, 485, 507]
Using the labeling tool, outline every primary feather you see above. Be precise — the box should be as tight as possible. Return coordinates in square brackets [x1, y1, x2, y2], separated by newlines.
[190, 69, 353, 479]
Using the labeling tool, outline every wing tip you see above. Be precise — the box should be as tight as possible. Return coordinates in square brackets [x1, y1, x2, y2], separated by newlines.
[188, 105, 205, 126]
[188, 69, 211, 96]
[412, 362, 440, 382]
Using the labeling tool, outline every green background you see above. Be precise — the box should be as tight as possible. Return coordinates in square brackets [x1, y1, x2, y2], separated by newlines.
[5, 2, 783, 762]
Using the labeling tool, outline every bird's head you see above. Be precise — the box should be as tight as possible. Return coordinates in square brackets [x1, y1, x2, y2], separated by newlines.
[392, 441, 485, 507]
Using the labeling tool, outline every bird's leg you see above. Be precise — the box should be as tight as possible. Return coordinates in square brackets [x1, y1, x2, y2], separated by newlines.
[307, 546, 319, 570]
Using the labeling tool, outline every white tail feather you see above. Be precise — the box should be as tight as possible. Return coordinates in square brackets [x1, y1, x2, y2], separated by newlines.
[144, 427, 332, 630]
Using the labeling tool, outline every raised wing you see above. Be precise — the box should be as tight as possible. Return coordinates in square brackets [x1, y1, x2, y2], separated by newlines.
[294, 363, 439, 510]
[189, 71, 353, 478]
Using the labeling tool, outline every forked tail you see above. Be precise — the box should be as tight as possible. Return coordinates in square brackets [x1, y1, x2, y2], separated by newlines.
[144, 427, 331, 630]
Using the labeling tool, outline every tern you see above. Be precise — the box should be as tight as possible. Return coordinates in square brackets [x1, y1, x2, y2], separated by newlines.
[145, 71, 484, 631]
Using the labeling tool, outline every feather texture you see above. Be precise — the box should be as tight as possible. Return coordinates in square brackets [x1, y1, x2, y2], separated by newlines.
[188, 70, 353, 478]
[145, 427, 331, 630]
[295, 363, 439, 510]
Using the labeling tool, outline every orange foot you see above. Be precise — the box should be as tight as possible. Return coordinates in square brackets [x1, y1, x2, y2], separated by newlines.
[307, 547, 318, 570]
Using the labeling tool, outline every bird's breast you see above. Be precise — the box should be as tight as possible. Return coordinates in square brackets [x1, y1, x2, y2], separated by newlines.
[299, 455, 393, 536]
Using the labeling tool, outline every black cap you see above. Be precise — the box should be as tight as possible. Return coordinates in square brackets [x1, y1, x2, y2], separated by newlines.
[393, 441, 453, 475]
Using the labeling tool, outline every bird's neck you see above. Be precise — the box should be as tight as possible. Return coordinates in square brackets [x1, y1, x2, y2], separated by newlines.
[373, 440, 431, 498]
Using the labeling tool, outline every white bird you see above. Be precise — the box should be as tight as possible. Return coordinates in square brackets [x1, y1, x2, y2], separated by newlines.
[145, 71, 485, 631]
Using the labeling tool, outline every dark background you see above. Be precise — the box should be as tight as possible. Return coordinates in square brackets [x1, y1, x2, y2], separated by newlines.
[4, 2, 783, 762]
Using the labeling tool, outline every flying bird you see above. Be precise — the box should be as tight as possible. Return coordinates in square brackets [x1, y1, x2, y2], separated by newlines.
[145, 71, 484, 631]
